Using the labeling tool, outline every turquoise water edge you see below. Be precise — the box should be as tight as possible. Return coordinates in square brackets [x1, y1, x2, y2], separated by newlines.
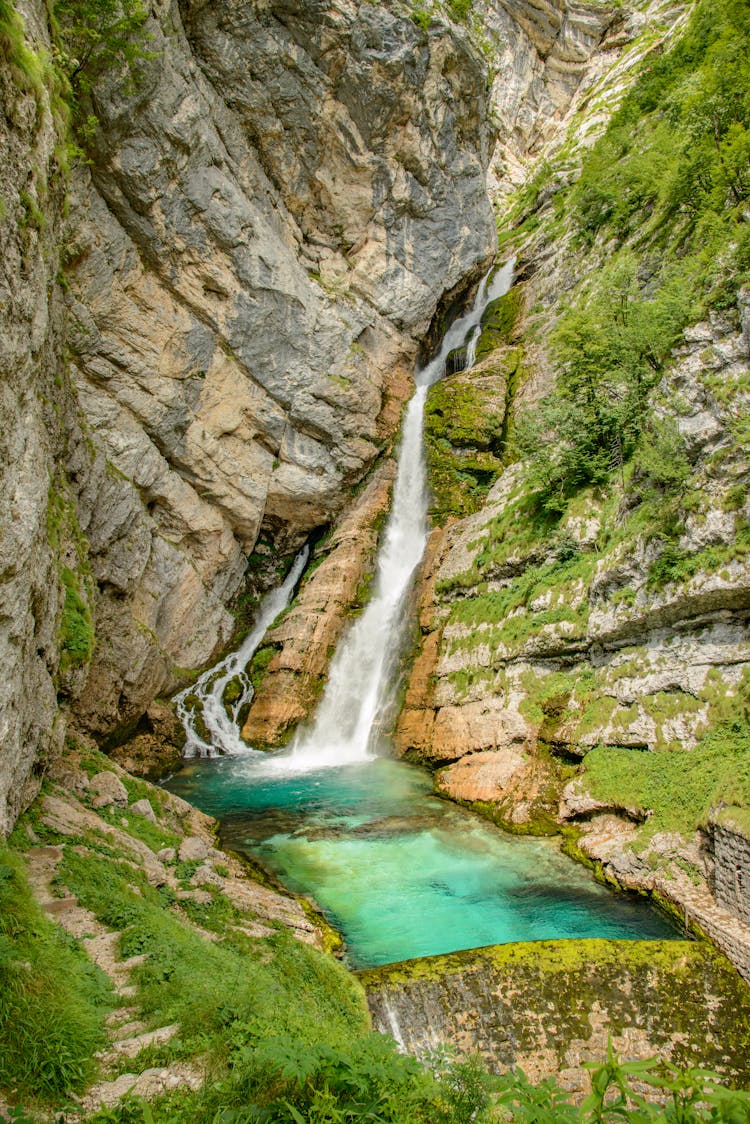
[164, 753, 676, 969]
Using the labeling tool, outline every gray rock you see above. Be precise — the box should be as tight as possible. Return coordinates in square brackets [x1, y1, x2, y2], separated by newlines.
[190, 863, 223, 888]
[157, 847, 177, 863]
[89, 771, 129, 809]
[129, 798, 156, 822]
[178, 836, 209, 863]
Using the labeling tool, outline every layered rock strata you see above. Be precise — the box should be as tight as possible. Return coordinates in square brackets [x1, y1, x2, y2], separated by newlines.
[398, 299, 750, 812]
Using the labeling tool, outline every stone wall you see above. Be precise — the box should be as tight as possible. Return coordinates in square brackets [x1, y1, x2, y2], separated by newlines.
[712, 812, 750, 928]
[360, 939, 750, 1095]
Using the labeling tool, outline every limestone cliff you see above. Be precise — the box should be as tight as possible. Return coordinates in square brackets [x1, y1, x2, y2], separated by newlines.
[0, 3, 70, 835]
[63, 0, 496, 738]
[0, 0, 496, 830]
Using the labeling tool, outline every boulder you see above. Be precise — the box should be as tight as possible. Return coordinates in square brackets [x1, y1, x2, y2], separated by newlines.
[90, 771, 128, 809]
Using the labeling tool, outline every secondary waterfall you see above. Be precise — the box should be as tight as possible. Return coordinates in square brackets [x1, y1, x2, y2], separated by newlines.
[176, 258, 513, 767]
[175, 546, 309, 756]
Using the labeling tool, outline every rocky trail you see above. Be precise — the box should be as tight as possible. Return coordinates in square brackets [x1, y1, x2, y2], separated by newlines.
[9, 752, 330, 1117]
[23, 842, 203, 1115]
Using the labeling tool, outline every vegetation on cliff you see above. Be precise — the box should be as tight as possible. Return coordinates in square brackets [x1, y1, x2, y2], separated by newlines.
[520, 0, 750, 516]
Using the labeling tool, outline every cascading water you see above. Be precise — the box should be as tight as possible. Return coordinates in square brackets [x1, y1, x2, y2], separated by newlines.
[175, 545, 309, 756]
[176, 258, 514, 769]
[279, 257, 516, 771]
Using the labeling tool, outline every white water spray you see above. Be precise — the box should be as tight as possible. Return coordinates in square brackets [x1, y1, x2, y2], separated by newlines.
[175, 545, 309, 756]
[176, 258, 514, 769]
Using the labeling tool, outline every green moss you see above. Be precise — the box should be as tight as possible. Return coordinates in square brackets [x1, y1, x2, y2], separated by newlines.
[474, 288, 522, 361]
[59, 565, 94, 674]
[424, 361, 517, 524]
[248, 645, 276, 691]
[715, 805, 750, 839]
[360, 938, 750, 1083]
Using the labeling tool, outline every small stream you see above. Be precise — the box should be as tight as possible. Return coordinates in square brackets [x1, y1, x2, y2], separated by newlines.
[165, 261, 677, 968]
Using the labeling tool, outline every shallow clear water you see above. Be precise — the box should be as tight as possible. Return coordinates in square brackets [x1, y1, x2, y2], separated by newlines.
[164, 754, 676, 968]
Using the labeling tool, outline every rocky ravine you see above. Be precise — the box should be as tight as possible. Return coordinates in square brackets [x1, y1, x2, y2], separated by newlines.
[1, 0, 497, 833]
[237, 0, 650, 743]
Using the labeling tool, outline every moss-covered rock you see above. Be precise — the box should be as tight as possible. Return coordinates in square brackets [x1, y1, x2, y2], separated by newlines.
[425, 352, 523, 523]
[360, 939, 750, 1087]
[474, 287, 522, 362]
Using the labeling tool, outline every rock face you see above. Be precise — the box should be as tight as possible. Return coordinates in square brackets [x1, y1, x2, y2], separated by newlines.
[481, 0, 693, 200]
[0, 0, 496, 830]
[398, 302, 750, 778]
[360, 940, 750, 1093]
[62, 0, 496, 739]
[0, 3, 69, 836]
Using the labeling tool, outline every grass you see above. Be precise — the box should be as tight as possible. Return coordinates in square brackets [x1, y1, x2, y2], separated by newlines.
[446, 550, 595, 633]
[582, 718, 750, 841]
[647, 520, 750, 589]
[59, 565, 94, 673]
[0, 847, 112, 1103]
[54, 847, 368, 1058]
[99, 804, 181, 854]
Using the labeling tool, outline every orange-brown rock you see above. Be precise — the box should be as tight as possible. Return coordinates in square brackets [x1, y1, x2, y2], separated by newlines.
[396, 688, 531, 762]
[241, 461, 396, 747]
[435, 747, 528, 803]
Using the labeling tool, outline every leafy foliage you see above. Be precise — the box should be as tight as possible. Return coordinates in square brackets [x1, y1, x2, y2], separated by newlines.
[496, 1044, 750, 1123]
[77, 1047, 750, 1123]
[51, 0, 151, 102]
[446, 0, 472, 24]
[516, 0, 750, 515]
[516, 257, 694, 514]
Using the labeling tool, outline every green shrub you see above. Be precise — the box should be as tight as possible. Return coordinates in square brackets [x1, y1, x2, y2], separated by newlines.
[446, 0, 472, 23]
[51, 0, 151, 101]
[514, 0, 750, 519]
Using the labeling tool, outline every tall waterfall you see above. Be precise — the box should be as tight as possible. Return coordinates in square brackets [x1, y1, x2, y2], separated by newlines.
[176, 259, 513, 767]
[280, 258, 515, 771]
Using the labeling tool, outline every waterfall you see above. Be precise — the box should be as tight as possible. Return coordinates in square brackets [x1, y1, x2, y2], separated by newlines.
[464, 324, 481, 371]
[175, 545, 309, 757]
[277, 257, 515, 772]
[175, 258, 513, 768]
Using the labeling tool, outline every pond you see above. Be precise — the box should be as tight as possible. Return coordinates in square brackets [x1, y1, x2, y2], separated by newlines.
[164, 753, 677, 969]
